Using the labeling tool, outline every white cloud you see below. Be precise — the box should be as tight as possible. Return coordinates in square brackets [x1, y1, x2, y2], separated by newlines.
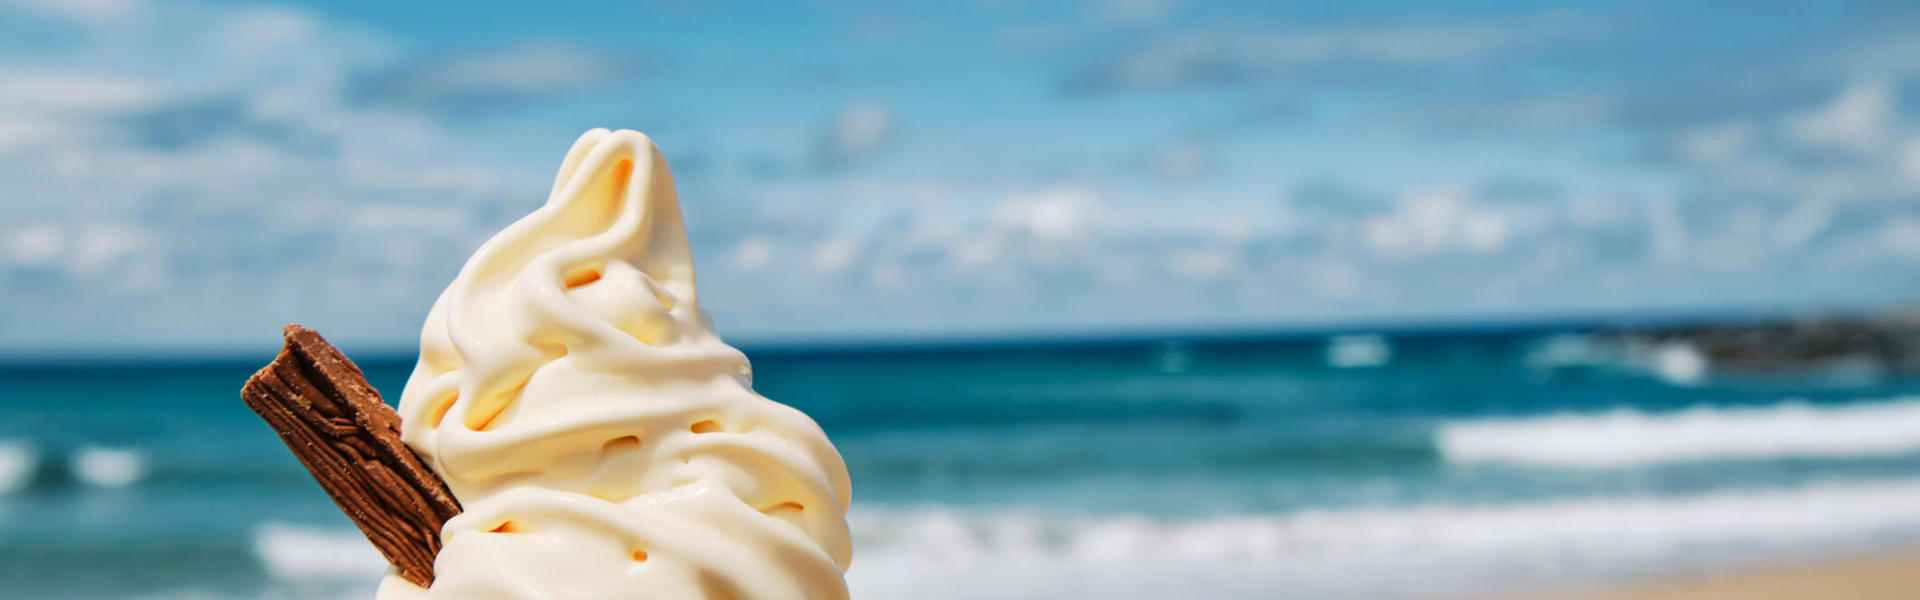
[1567, 192, 1632, 229]
[0, 118, 72, 153]
[345, 204, 473, 233]
[1645, 197, 1689, 262]
[811, 236, 859, 273]
[866, 262, 906, 289]
[1077, 15, 1581, 92]
[353, 45, 625, 110]
[1677, 121, 1750, 165]
[820, 101, 896, 166]
[1881, 218, 1920, 259]
[218, 6, 318, 56]
[70, 222, 152, 275]
[1308, 258, 1363, 299]
[1154, 142, 1207, 177]
[1458, 212, 1509, 254]
[2, 223, 62, 266]
[1773, 196, 1835, 249]
[947, 237, 998, 272]
[3, 0, 142, 25]
[431, 46, 620, 93]
[993, 186, 1100, 240]
[1695, 207, 1772, 270]
[1365, 187, 1509, 257]
[1168, 248, 1236, 280]
[731, 236, 775, 272]
[1785, 79, 1895, 153]
[0, 1, 547, 350]
[1900, 138, 1920, 186]
[0, 71, 161, 114]
[1427, 95, 1616, 132]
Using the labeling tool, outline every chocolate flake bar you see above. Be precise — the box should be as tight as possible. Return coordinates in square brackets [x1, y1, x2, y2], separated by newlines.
[240, 324, 460, 586]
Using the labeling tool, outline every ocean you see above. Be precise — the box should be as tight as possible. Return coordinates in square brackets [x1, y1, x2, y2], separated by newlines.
[4, 329, 1920, 599]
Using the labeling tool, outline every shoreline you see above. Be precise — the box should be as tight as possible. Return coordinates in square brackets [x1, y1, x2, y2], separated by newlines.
[1485, 547, 1920, 600]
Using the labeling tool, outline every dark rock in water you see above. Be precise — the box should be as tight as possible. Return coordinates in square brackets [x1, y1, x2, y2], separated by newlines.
[1610, 311, 1920, 376]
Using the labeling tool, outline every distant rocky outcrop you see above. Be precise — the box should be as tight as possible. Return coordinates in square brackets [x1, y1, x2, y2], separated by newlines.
[1610, 309, 1920, 376]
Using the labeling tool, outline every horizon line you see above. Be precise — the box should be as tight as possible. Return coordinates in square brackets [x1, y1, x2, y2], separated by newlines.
[0, 304, 1883, 368]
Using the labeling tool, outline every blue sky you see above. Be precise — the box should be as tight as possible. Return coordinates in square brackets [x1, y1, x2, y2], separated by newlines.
[2, 0, 1919, 355]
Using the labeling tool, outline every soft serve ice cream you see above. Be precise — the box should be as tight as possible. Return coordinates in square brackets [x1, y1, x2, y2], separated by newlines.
[377, 129, 852, 599]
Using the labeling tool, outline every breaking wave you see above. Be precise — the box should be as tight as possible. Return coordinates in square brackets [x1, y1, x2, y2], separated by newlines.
[72, 445, 149, 488]
[1437, 398, 1920, 468]
[845, 479, 1920, 599]
[0, 439, 36, 495]
[0, 443, 170, 494]
[254, 522, 391, 581]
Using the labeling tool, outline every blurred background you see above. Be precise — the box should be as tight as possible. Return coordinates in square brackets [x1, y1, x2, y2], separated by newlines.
[3, 1, 1920, 599]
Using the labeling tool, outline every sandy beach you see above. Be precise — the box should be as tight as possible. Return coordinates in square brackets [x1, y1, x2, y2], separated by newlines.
[1488, 549, 1920, 600]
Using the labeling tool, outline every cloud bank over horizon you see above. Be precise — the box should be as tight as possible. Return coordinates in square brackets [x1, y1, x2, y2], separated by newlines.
[2, 0, 1919, 354]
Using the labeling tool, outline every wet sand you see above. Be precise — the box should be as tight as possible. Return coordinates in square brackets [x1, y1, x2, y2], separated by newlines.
[1488, 549, 1920, 600]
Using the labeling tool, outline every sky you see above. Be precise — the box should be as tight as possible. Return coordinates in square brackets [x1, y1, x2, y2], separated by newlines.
[2, 0, 1919, 355]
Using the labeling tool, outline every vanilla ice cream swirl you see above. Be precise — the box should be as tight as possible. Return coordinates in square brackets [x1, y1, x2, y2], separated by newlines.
[380, 129, 852, 600]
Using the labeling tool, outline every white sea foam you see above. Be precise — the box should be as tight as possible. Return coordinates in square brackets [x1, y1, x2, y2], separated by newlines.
[1647, 341, 1707, 385]
[1437, 397, 1920, 468]
[254, 522, 390, 580]
[255, 478, 1920, 599]
[1325, 334, 1391, 368]
[72, 445, 148, 487]
[846, 479, 1920, 599]
[1522, 334, 1617, 370]
[0, 439, 37, 495]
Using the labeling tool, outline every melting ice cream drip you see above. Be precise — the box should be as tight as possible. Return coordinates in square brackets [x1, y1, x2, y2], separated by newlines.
[386, 129, 852, 600]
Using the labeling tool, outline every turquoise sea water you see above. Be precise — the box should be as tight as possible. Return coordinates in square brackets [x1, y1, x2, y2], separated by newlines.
[4, 329, 1920, 599]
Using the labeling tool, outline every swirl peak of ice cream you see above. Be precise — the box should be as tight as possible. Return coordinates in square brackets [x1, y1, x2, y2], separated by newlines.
[379, 129, 852, 600]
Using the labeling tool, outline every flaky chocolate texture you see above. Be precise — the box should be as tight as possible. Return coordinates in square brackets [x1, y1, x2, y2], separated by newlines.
[240, 324, 460, 587]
